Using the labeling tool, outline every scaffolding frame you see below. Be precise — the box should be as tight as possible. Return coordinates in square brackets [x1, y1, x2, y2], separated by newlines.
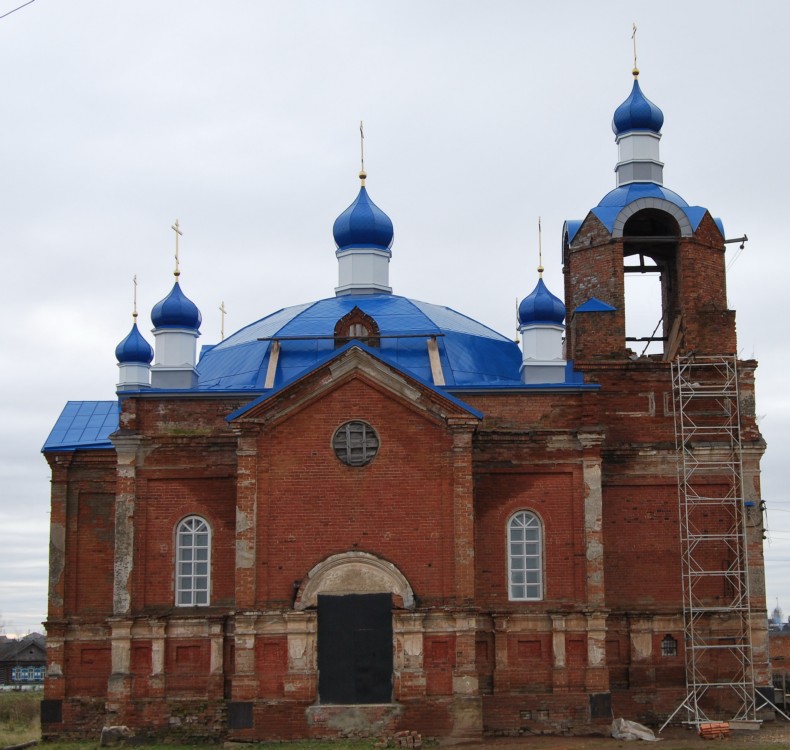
[662, 354, 757, 730]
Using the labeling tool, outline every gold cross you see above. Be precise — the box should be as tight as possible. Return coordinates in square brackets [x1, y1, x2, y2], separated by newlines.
[219, 301, 227, 341]
[132, 275, 138, 319]
[632, 23, 639, 77]
[538, 216, 544, 277]
[359, 120, 366, 184]
[171, 219, 183, 277]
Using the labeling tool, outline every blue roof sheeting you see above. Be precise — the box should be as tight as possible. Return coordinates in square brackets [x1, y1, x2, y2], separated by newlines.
[564, 219, 583, 245]
[43, 401, 119, 452]
[227, 340, 485, 422]
[591, 183, 708, 233]
[197, 294, 524, 390]
[575, 297, 617, 313]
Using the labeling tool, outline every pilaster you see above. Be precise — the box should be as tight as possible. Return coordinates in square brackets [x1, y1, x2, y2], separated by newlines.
[283, 610, 316, 700]
[394, 611, 426, 698]
[110, 434, 145, 616]
[107, 617, 133, 704]
[551, 613, 569, 691]
[235, 427, 259, 608]
[585, 611, 609, 692]
[232, 613, 259, 700]
[578, 430, 605, 607]
[45, 453, 73, 621]
[448, 418, 478, 604]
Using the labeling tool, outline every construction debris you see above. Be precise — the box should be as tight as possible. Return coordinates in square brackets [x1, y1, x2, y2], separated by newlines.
[375, 730, 423, 748]
[698, 722, 730, 740]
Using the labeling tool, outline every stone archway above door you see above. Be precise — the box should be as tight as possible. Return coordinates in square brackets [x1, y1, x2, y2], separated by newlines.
[293, 551, 415, 610]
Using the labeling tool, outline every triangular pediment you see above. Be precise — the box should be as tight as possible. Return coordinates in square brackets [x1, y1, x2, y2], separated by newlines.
[227, 341, 481, 429]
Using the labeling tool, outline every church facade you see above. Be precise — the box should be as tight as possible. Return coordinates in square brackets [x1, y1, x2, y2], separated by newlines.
[41, 72, 770, 740]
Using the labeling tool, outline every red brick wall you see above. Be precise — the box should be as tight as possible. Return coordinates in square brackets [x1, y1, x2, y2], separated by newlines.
[256, 376, 457, 607]
[64, 641, 110, 697]
[475, 470, 582, 607]
[770, 631, 790, 668]
[565, 210, 734, 362]
[602, 485, 682, 608]
[135, 476, 237, 609]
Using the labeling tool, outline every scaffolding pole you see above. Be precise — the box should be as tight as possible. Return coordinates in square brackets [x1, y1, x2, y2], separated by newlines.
[662, 354, 757, 731]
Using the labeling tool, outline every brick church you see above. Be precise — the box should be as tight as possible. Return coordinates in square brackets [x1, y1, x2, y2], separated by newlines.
[42, 69, 771, 740]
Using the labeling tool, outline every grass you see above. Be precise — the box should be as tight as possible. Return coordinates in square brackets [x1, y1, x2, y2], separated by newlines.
[1, 692, 786, 750]
[0, 689, 41, 747]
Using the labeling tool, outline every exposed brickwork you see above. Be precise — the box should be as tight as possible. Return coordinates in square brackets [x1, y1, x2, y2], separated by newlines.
[44, 191, 767, 740]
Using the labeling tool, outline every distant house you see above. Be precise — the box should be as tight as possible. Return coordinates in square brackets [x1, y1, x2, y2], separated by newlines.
[0, 634, 46, 687]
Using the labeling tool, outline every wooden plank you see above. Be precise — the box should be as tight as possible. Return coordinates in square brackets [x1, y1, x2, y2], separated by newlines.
[264, 340, 281, 389]
[664, 315, 683, 361]
[427, 336, 445, 386]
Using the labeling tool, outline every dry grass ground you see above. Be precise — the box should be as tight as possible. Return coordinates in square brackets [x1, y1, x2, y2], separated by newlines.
[462, 722, 790, 750]
[0, 690, 788, 750]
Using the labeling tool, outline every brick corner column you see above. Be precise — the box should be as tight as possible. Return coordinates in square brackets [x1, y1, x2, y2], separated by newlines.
[234, 426, 260, 609]
[448, 418, 479, 605]
[577, 430, 606, 608]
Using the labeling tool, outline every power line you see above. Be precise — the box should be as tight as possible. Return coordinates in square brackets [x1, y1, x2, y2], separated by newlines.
[0, 0, 35, 21]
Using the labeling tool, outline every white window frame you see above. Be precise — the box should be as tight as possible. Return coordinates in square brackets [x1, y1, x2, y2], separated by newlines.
[175, 515, 211, 607]
[507, 510, 544, 601]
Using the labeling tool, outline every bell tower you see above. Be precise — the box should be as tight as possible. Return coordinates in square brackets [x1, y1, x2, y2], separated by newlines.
[563, 70, 735, 362]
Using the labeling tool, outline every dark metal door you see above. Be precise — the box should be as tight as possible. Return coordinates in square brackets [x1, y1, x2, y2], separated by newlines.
[317, 593, 393, 704]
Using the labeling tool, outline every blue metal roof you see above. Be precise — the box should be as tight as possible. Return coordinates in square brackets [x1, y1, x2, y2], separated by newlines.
[227, 340, 485, 422]
[592, 183, 708, 233]
[575, 297, 617, 313]
[197, 294, 523, 391]
[42, 401, 119, 452]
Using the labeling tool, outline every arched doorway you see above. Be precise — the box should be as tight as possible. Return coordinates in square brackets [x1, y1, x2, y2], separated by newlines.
[295, 552, 415, 705]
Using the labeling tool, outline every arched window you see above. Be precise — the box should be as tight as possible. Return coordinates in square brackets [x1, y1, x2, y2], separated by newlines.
[334, 306, 380, 348]
[176, 516, 211, 606]
[508, 511, 543, 601]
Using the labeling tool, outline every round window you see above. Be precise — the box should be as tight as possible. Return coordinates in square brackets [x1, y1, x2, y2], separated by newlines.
[332, 421, 379, 466]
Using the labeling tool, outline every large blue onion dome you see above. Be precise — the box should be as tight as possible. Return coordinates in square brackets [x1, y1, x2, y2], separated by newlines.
[518, 278, 566, 326]
[115, 321, 154, 364]
[151, 281, 202, 330]
[612, 79, 664, 136]
[333, 184, 394, 251]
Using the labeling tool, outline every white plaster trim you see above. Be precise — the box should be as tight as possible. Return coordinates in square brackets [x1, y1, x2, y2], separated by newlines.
[612, 197, 692, 238]
[295, 551, 415, 610]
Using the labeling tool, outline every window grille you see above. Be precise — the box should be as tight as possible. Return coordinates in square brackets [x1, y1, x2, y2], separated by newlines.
[508, 511, 543, 600]
[333, 421, 379, 466]
[176, 516, 211, 606]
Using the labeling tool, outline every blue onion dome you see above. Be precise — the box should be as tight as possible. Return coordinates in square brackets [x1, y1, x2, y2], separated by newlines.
[333, 183, 394, 251]
[612, 79, 664, 136]
[115, 321, 154, 364]
[151, 281, 202, 330]
[518, 278, 566, 325]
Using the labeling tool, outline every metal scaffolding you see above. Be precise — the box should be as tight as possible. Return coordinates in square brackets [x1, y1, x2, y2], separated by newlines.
[663, 354, 757, 729]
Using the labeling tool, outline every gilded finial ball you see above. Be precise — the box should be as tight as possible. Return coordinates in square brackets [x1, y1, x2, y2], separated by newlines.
[632, 66, 640, 78]
[537, 264, 544, 275]
[359, 169, 367, 181]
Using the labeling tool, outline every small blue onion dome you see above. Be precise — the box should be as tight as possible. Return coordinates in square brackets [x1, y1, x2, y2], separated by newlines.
[333, 185, 394, 251]
[151, 281, 202, 330]
[115, 321, 154, 364]
[612, 79, 664, 136]
[518, 278, 566, 325]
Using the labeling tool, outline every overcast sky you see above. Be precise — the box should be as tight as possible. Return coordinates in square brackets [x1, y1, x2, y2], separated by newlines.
[0, 1, 788, 637]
